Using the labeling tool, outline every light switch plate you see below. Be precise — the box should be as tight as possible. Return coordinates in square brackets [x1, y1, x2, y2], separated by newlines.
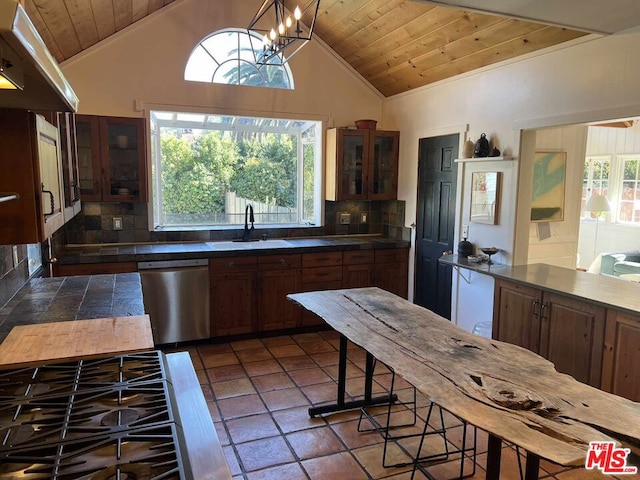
[339, 213, 351, 225]
[462, 224, 469, 238]
[113, 217, 123, 230]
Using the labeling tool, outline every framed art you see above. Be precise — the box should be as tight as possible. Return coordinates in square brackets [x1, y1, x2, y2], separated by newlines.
[470, 171, 501, 224]
[531, 151, 566, 222]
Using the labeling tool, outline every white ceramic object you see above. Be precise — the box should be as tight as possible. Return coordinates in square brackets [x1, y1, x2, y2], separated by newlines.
[115, 135, 128, 149]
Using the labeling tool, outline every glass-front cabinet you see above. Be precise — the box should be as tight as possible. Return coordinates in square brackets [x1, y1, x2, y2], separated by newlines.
[75, 115, 147, 202]
[326, 128, 399, 201]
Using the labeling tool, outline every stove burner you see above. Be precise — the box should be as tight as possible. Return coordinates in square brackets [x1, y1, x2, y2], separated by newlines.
[90, 464, 152, 480]
[100, 408, 140, 427]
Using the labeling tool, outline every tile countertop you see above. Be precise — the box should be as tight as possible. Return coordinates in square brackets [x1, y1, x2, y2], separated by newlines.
[440, 255, 640, 316]
[57, 235, 410, 264]
[0, 273, 144, 343]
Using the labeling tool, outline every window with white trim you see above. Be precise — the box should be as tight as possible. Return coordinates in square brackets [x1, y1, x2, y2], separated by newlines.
[184, 29, 294, 89]
[581, 155, 640, 225]
[149, 110, 321, 229]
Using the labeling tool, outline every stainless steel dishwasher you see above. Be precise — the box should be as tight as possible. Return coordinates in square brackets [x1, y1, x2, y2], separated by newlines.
[138, 259, 210, 345]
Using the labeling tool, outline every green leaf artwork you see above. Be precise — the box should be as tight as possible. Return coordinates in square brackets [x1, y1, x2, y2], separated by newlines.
[531, 151, 566, 222]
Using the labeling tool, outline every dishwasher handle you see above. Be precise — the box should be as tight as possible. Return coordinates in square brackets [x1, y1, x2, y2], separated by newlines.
[137, 259, 209, 270]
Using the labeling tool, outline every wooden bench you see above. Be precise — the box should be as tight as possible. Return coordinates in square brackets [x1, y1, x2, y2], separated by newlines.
[288, 287, 640, 479]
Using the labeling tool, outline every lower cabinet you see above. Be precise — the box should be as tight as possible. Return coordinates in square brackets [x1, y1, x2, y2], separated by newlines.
[601, 311, 640, 402]
[493, 279, 606, 387]
[302, 252, 343, 327]
[374, 248, 409, 298]
[258, 254, 301, 331]
[209, 247, 409, 338]
[210, 256, 257, 337]
[342, 250, 375, 288]
[53, 262, 137, 277]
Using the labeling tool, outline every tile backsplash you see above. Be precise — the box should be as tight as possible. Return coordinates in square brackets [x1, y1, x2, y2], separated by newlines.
[61, 200, 409, 245]
[0, 245, 29, 311]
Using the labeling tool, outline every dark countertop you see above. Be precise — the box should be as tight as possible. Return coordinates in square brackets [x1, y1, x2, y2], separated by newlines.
[0, 273, 144, 343]
[440, 255, 640, 316]
[57, 235, 410, 265]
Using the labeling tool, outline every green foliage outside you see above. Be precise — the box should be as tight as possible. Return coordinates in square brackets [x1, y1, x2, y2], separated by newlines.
[160, 129, 302, 220]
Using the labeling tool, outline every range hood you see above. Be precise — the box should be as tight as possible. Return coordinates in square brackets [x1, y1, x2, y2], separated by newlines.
[0, 0, 78, 112]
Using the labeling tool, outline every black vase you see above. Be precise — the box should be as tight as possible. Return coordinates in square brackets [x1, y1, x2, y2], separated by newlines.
[474, 133, 490, 157]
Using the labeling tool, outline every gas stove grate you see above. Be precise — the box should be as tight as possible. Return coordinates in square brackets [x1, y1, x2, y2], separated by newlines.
[0, 351, 190, 479]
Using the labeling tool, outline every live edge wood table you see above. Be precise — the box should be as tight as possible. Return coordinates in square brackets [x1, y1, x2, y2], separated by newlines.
[0, 315, 154, 369]
[288, 288, 640, 480]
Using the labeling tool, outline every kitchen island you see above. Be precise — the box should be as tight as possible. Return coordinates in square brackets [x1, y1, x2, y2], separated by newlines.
[440, 255, 640, 402]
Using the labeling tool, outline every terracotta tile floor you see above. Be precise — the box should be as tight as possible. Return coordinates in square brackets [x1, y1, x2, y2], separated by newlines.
[167, 331, 638, 479]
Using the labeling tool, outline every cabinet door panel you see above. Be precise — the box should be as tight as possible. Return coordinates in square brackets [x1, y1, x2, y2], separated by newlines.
[343, 263, 374, 288]
[75, 115, 102, 201]
[540, 292, 605, 386]
[602, 311, 640, 401]
[493, 281, 541, 351]
[258, 269, 301, 331]
[368, 131, 399, 200]
[211, 271, 257, 336]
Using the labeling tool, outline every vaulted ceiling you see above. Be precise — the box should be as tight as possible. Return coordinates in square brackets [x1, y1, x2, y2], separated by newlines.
[23, 0, 591, 97]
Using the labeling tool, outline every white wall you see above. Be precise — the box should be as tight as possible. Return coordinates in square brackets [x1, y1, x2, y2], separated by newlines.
[61, 0, 383, 130]
[384, 28, 640, 328]
[527, 125, 588, 269]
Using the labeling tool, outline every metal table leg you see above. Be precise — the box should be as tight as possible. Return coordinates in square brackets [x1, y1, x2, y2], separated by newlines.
[308, 334, 396, 417]
[486, 434, 503, 480]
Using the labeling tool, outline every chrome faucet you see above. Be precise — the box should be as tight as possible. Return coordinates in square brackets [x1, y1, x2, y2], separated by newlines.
[243, 204, 255, 241]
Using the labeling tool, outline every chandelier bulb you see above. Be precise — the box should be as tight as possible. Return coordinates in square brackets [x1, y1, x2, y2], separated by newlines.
[294, 6, 302, 20]
[286, 16, 292, 28]
[270, 28, 277, 40]
[263, 34, 270, 46]
[278, 22, 285, 35]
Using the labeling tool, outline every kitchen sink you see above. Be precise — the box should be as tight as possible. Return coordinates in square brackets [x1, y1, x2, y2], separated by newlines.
[207, 239, 293, 250]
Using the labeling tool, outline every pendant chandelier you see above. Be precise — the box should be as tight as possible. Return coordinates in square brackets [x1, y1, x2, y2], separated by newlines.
[248, 0, 321, 66]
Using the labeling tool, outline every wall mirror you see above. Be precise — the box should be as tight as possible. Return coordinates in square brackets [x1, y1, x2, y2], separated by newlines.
[470, 171, 501, 224]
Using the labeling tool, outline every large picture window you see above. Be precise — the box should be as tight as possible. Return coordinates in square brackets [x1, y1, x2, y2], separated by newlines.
[149, 111, 321, 229]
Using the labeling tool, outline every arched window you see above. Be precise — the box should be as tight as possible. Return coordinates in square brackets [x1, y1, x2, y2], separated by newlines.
[184, 29, 294, 90]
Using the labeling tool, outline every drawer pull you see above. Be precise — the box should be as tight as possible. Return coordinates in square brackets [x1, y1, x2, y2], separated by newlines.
[279, 258, 286, 264]
[228, 261, 235, 268]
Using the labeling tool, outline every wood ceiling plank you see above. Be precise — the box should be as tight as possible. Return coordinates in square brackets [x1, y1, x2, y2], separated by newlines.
[132, 0, 149, 22]
[318, 0, 418, 47]
[379, 27, 587, 96]
[370, 19, 548, 86]
[312, 0, 376, 34]
[30, 0, 82, 60]
[23, 1, 65, 61]
[64, 0, 99, 50]
[112, 0, 133, 32]
[350, 10, 499, 72]
[332, 1, 436, 57]
[90, 0, 116, 40]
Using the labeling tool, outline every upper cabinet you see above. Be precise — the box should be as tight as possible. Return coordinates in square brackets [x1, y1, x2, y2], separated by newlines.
[326, 128, 399, 201]
[0, 109, 65, 244]
[57, 112, 81, 220]
[75, 115, 147, 202]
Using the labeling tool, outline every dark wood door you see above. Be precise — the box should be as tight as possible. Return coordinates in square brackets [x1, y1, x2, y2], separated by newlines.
[374, 249, 408, 298]
[414, 134, 458, 318]
[210, 271, 257, 336]
[540, 292, 605, 387]
[602, 311, 640, 402]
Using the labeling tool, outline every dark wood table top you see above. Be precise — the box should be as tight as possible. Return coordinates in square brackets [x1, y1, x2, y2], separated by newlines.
[288, 287, 640, 467]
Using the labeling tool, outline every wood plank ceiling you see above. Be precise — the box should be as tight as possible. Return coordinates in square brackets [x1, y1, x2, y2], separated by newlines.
[22, 0, 588, 97]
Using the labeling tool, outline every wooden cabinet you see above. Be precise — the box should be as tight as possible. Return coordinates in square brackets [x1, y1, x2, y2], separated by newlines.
[75, 115, 147, 202]
[302, 252, 343, 326]
[0, 110, 65, 244]
[258, 254, 302, 331]
[53, 262, 137, 277]
[326, 128, 399, 201]
[601, 311, 640, 402]
[493, 279, 606, 387]
[58, 112, 81, 220]
[210, 256, 258, 337]
[342, 250, 375, 288]
[374, 248, 408, 298]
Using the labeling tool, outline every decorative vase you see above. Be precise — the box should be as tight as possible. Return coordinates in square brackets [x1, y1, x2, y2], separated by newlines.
[490, 146, 501, 157]
[474, 133, 490, 157]
[463, 139, 475, 158]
